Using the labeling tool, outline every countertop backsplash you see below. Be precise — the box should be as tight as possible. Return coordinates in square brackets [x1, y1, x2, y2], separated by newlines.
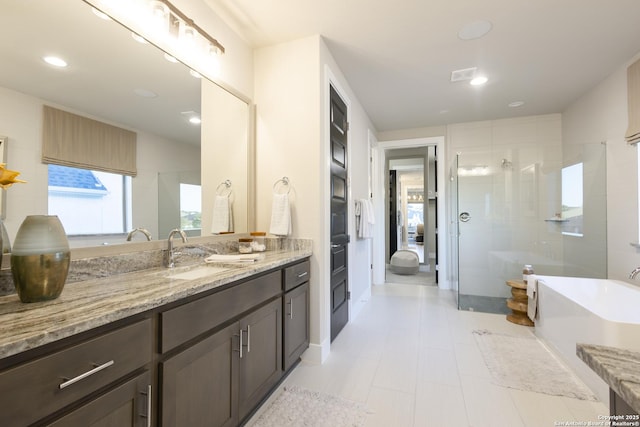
[0, 235, 311, 297]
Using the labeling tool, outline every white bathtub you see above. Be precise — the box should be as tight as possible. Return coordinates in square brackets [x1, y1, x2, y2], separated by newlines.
[535, 275, 640, 403]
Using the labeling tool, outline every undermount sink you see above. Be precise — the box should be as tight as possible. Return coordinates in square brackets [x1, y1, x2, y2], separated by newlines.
[162, 265, 232, 281]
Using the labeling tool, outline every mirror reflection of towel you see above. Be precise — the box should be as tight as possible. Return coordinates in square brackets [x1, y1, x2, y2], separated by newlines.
[269, 193, 291, 236]
[211, 195, 233, 234]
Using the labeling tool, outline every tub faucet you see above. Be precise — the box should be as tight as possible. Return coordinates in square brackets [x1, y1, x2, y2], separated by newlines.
[165, 229, 188, 268]
[126, 227, 152, 241]
[629, 267, 640, 280]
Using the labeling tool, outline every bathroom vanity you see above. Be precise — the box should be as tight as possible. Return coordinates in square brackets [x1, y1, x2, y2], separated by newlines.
[577, 344, 640, 417]
[0, 247, 311, 426]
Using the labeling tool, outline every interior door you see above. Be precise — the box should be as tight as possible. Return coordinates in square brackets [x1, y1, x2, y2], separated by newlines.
[329, 85, 349, 342]
[388, 170, 397, 257]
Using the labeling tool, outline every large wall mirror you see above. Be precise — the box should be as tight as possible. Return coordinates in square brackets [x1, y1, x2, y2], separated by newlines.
[0, 0, 251, 248]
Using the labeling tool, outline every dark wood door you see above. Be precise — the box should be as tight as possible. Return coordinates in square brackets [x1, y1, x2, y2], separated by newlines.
[238, 298, 282, 421]
[160, 323, 239, 427]
[49, 371, 151, 427]
[283, 281, 310, 371]
[389, 169, 398, 257]
[329, 85, 349, 342]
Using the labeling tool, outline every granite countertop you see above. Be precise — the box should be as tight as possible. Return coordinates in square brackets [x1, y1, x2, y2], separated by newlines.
[577, 343, 640, 414]
[0, 248, 311, 360]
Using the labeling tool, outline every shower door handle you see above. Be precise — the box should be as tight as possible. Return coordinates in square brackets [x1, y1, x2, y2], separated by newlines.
[459, 212, 471, 222]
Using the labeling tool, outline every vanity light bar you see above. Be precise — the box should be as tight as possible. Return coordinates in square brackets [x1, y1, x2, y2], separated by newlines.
[156, 0, 225, 55]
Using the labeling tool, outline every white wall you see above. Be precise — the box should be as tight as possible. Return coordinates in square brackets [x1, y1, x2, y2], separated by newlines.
[0, 86, 199, 246]
[563, 51, 640, 283]
[254, 35, 376, 362]
[254, 36, 326, 360]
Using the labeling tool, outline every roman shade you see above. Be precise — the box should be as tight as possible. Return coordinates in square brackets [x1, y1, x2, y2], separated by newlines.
[42, 106, 137, 176]
[626, 58, 640, 145]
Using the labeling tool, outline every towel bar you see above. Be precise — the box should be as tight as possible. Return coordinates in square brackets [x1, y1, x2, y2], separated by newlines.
[273, 177, 291, 194]
[216, 179, 233, 197]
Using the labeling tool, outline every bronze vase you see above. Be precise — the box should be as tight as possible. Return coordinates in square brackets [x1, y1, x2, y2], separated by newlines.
[11, 215, 70, 303]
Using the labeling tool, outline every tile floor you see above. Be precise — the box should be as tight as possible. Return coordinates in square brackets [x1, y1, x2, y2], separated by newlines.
[248, 283, 608, 427]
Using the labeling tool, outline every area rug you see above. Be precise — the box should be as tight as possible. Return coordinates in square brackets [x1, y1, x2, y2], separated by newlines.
[472, 329, 597, 401]
[251, 386, 368, 427]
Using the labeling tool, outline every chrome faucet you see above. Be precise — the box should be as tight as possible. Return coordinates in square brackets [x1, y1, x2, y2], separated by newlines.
[629, 267, 640, 279]
[126, 227, 152, 241]
[165, 229, 188, 268]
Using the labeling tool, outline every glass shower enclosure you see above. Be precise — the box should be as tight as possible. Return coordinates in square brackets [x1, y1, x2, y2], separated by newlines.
[453, 142, 607, 313]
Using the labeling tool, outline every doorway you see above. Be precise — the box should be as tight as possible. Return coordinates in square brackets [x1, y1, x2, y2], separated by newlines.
[384, 146, 438, 285]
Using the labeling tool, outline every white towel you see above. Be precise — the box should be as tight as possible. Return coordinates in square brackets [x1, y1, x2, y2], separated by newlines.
[211, 195, 233, 234]
[356, 198, 375, 239]
[527, 275, 538, 321]
[205, 253, 264, 263]
[269, 193, 292, 236]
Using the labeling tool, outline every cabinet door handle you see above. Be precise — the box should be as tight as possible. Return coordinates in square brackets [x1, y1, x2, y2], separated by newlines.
[297, 271, 308, 278]
[246, 325, 251, 353]
[140, 384, 152, 427]
[239, 329, 244, 359]
[59, 360, 115, 390]
[287, 299, 294, 319]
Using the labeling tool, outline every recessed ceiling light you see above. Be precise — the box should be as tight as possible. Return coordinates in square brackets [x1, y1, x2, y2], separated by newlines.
[189, 69, 202, 79]
[43, 56, 68, 67]
[470, 76, 488, 86]
[458, 20, 493, 40]
[189, 116, 201, 125]
[134, 88, 158, 98]
[508, 101, 525, 108]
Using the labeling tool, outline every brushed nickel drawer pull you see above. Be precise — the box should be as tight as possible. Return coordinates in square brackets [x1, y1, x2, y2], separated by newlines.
[297, 271, 308, 278]
[140, 384, 152, 427]
[59, 360, 115, 390]
[287, 299, 294, 319]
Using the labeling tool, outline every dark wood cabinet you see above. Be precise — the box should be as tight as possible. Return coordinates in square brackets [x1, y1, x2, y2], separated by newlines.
[610, 388, 639, 416]
[238, 298, 282, 420]
[160, 273, 284, 426]
[283, 259, 310, 372]
[283, 281, 310, 371]
[0, 319, 152, 426]
[48, 371, 152, 427]
[161, 322, 239, 427]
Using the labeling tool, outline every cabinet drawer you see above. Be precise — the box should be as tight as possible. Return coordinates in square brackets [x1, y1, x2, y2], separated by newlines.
[161, 270, 282, 353]
[283, 259, 310, 291]
[0, 319, 152, 426]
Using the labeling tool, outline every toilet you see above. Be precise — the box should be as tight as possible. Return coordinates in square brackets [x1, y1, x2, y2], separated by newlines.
[389, 250, 419, 275]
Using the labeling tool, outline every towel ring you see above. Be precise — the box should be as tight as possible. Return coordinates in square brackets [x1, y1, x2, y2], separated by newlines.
[273, 176, 290, 195]
[216, 179, 233, 197]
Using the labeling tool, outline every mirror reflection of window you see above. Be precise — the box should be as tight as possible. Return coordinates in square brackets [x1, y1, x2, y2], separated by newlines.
[48, 165, 132, 235]
[561, 162, 584, 237]
[180, 183, 202, 230]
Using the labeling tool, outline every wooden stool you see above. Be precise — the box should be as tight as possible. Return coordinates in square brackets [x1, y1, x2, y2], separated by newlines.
[505, 279, 534, 326]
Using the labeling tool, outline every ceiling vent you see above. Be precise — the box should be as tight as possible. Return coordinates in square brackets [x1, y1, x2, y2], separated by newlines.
[450, 67, 477, 82]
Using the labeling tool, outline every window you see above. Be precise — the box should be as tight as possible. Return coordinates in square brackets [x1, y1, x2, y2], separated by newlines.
[48, 164, 131, 235]
[180, 183, 202, 230]
[561, 162, 583, 237]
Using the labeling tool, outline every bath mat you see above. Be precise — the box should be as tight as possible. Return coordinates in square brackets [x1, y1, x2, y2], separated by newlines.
[472, 329, 597, 400]
[250, 385, 368, 427]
